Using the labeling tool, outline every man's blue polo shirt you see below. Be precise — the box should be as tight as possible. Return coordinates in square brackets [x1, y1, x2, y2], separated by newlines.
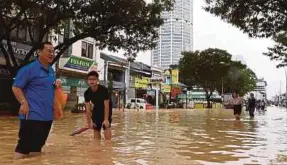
[13, 60, 55, 121]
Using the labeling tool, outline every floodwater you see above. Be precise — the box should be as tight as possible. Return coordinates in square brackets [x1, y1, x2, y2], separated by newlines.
[0, 107, 287, 165]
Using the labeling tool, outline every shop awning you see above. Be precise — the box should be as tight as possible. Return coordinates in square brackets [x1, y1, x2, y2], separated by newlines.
[100, 52, 127, 65]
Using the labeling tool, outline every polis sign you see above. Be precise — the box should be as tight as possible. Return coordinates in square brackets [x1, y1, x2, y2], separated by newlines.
[0, 40, 36, 60]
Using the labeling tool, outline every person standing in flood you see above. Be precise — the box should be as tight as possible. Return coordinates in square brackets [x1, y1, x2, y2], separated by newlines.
[260, 100, 266, 111]
[247, 93, 256, 119]
[12, 42, 61, 159]
[84, 71, 112, 142]
[230, 91, 243, 120]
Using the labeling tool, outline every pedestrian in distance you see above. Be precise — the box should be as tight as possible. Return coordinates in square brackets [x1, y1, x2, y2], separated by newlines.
[247, 93, 256, 119]
[230, 91, 243, 120]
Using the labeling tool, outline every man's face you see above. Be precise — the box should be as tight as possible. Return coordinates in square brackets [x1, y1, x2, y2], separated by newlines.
[38, 44, 55, 64]
[87, 75, 99, 87]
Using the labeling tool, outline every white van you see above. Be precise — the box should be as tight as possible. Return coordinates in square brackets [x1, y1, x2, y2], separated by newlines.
[126, 98, 147, 109]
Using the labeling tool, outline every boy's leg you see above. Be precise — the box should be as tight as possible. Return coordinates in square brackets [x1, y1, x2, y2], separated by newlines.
[93, 130, 101, 140]
[93, 121, 102, 140]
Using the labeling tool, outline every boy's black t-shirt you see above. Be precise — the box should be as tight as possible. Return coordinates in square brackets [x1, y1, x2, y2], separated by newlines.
[84, 85, 112, 122]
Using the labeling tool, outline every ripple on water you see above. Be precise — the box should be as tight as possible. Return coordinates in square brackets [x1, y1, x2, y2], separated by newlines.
[0, 107, 286, 165]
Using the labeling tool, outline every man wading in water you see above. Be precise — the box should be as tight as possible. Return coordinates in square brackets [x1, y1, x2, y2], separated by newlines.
[12, 42, 61, 159]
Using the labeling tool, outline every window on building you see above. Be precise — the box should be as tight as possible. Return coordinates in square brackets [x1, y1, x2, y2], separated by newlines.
[81, 41, 93, 59]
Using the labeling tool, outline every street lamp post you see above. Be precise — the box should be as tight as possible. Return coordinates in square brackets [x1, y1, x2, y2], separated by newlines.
[169, 68, 172, 104]
[221, 77, 224, 100]
[219, 61, 226, 107]
[183, 87, 188, 109]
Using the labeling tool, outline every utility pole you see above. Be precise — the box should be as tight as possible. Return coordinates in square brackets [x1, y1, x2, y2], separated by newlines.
[169, 68, 172, 104]
[285, 67, 287, 107]
[280, 80, 282, 106]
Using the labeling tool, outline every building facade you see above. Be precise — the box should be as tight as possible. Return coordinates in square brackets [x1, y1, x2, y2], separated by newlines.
[55, 36, 100, 108]
[151, 0, 193, 69]
[254, 78, 267, 99]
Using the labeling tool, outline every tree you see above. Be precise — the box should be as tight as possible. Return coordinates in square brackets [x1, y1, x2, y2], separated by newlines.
[179, 48, 232, 108]
[220, 61, 257, 96]
[0, 0, 173, 70]
[264, 32, 287, 67]
[204, 0, 287, 67]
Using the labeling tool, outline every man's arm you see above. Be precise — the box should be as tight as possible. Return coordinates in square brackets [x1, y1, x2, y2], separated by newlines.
[12, 67, 30, 103]
[104, 99, 109, 120]
[12, 86, 27, 104]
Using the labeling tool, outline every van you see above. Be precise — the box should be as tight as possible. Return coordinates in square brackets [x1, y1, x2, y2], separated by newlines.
[126, 98, 147, 109]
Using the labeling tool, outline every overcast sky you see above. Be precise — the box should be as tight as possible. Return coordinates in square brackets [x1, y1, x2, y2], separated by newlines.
[104, 0, 285, 99]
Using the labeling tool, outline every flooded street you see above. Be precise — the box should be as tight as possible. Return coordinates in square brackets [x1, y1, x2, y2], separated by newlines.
[0, 107, 286, 165]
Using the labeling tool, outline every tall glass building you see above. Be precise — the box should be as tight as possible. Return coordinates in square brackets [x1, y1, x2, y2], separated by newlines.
[152, 0, 193, 69]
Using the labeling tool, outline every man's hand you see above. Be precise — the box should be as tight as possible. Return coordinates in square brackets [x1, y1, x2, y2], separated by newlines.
[19, 101, 29, 119]
[102, 120, 110, 128]
[55, 79, 62, 88]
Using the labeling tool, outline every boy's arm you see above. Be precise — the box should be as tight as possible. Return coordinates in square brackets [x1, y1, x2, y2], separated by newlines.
[104, 99, 109, 121]
[85, 102, 92, 127]
[84, 90, 92, 127]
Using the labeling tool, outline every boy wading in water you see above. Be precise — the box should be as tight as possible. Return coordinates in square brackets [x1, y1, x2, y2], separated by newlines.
[84, 71, 112, 141]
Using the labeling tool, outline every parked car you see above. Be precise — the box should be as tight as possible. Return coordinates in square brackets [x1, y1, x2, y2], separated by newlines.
[126, 98, 147, 109]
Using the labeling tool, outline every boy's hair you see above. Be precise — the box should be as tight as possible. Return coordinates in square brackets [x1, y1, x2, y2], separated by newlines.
[87, 71, 99, 79]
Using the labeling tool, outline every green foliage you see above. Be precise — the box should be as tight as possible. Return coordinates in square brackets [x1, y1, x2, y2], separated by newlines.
[0, 0, 173, 68]
[204, 0, 287, 67]
[264, 32, 287, 67]
[179, 48, 257, 107]
[179, 48, 232, 107]
[204, 0, 287, 38]
[179, 48, 232, 91]
[222, 61, 257, 96]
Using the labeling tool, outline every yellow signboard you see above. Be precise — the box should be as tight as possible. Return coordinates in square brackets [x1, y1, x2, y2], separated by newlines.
[171, 69, 179, 84]
[135, 77, 150, 89]
[162, 84, 171, 93]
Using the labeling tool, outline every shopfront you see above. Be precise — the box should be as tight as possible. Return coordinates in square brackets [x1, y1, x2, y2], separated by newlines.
[0, 40, 37, 65]
[0, 40, 36, 114]
[57, 55, 96, 109]
[134, 76, 151, 99]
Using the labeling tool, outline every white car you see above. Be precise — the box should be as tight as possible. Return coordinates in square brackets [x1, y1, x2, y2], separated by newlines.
[126, 98, 147, 109]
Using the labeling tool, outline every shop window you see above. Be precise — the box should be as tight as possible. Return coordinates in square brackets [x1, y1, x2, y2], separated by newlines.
[81, 41, 93, 59]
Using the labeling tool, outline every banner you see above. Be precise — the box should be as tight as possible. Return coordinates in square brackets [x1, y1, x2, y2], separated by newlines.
[162, 84, 171, 93]
[64, 55, 94, 71]
[135, 77, 150, 89]
[171, 69, 179, 84]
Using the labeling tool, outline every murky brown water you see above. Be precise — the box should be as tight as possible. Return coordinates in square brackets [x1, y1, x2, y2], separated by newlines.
[0, 107, 287, 165]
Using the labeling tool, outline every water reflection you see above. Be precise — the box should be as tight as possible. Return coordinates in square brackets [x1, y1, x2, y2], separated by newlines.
[0, 107, 286, 165]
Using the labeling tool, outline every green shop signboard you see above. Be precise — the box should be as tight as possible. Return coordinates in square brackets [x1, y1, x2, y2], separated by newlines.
[59, 76, 88, 88]
[64, 55, 94, 71]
